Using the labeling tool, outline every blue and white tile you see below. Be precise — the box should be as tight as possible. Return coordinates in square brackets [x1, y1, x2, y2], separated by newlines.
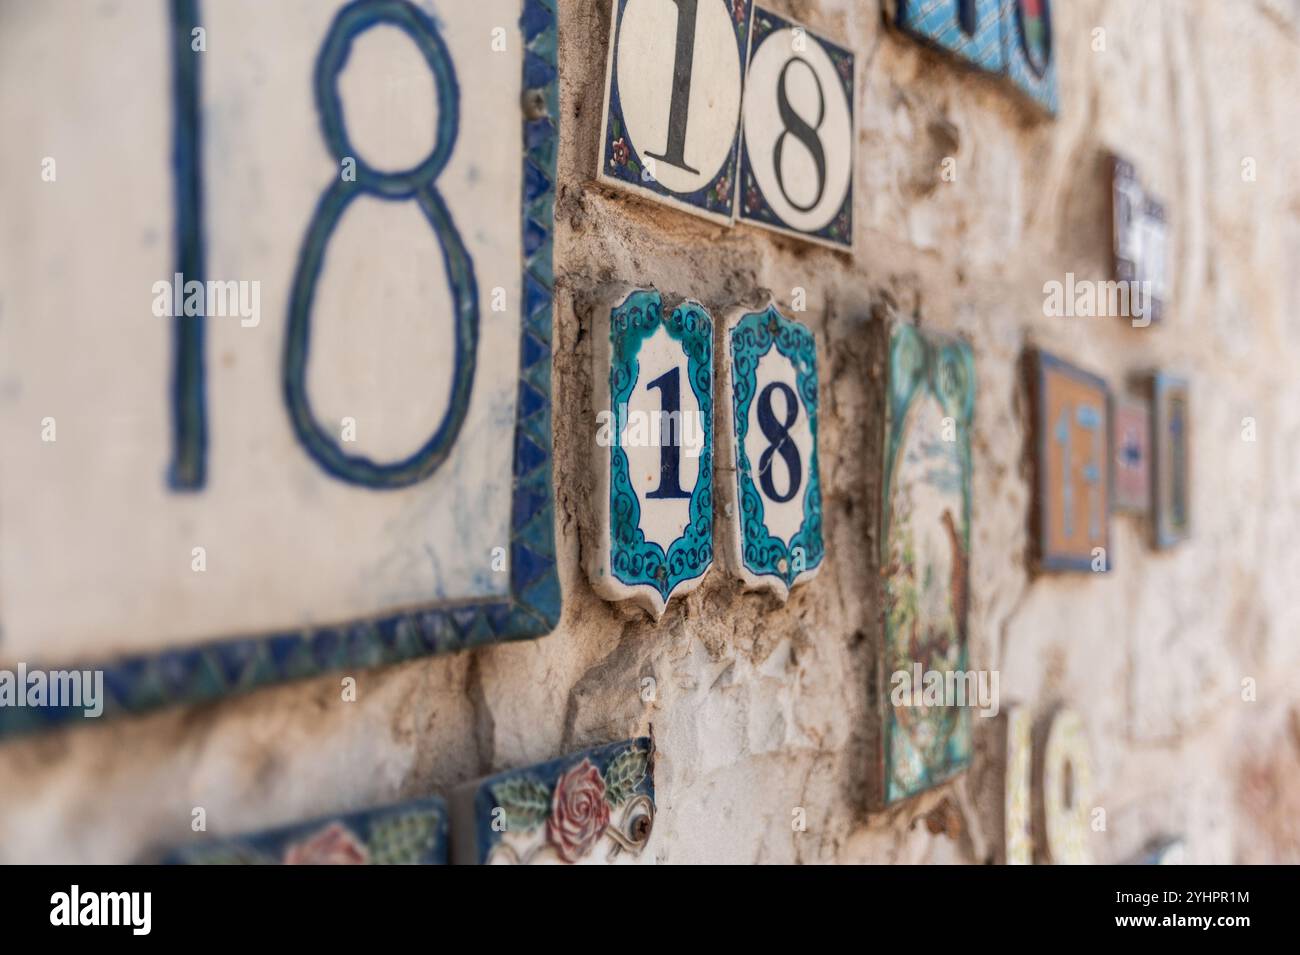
[588, 286, 714, 618]
[717, 298, 823, 600]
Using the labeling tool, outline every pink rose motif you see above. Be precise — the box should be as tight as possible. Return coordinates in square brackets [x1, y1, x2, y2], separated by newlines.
[713, 174, 731, 204]
[611, 137, 630, 167]
[283, 822, 370, 865]
[732, 1, 746, 27]
[546, 759, 611, 863]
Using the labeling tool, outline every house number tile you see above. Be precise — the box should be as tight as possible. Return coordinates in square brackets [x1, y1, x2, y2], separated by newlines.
[599, 0, 755, 225]
[717, 299, 823, 600]
[737, 7, 855, 249]
[589, 286, 714, 618]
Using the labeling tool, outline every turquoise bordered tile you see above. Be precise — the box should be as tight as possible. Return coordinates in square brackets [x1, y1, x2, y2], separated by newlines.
[587, 287, 714, 618]
[717, 298, 824, 600]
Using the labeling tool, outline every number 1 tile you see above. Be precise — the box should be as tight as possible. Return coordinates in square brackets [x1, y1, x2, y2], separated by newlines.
[1031, 349, 1112, 572]
[598, 0, 755, 224]
[588, 286, 714, 617]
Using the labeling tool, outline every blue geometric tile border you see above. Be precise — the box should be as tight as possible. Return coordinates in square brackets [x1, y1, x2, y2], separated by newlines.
[895, 0, 1007, 73]
[737, 7, 856, 249]
[1001, 0, 1058, 115]
[163, 796, 449, 865]
[890, 0, 1058, 117]
[0, 0, 561, 739]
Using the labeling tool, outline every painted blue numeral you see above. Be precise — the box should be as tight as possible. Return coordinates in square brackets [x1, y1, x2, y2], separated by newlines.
[165, 0, 477, 491]
[284, 0, 477, 489]
[168, 0, 207, 490]
[1076, 404, 1101, 539]
[645, 366, 693, 500]
[1057, 402, 1102, 540]
[756, 381, 801, 504]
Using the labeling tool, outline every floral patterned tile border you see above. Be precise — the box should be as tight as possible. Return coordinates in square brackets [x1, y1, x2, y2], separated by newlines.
[163, 797, 449, 865]
[451, 737, 656, 865]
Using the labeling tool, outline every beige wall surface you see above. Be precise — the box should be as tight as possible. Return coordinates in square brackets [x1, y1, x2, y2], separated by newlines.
[3, 0, 1300, 864]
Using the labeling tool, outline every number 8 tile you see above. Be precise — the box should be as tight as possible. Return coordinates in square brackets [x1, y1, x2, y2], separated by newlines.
[717, 299, 823, 600]
[737, 8, 855, 250]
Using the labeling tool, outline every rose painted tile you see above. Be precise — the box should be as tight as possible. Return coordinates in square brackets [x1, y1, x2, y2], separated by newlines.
[163, 796, 449, 865]
[450, 738, 656, 865]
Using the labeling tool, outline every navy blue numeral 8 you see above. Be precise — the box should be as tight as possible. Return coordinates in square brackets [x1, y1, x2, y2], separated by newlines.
[167, 0, 477, 491]
[756, 381, 801, 504]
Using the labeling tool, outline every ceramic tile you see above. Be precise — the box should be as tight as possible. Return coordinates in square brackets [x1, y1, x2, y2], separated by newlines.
[598, 0, 755, 224]
[0, 0, 560, 737]
[450, 738, 656, 865]
[588, 286, 714, 618]
[1152, 373, 1191, 548]
[1110, 154, 1169, 323]
[1112, 394, 1152, 514]
[1002, 705, 1034, 865]
[737, 7, 855, 249]
[717, 300, 824, 600]
[1033, 707, 1093, 864]
[872, 323, 976, 807]
[893, 0, 1007, 73]
[165, 796, 449, 865]
[1031, 350, 1112, 572]
[1001, 0, 1058, 115]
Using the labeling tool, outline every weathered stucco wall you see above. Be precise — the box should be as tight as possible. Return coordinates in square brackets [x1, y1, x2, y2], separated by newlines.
[3, 0, 1300, 864]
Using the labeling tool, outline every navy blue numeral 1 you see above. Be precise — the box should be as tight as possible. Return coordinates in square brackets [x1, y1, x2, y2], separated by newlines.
[645, 366, 693, 500]
[168, 0, 207, 490]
